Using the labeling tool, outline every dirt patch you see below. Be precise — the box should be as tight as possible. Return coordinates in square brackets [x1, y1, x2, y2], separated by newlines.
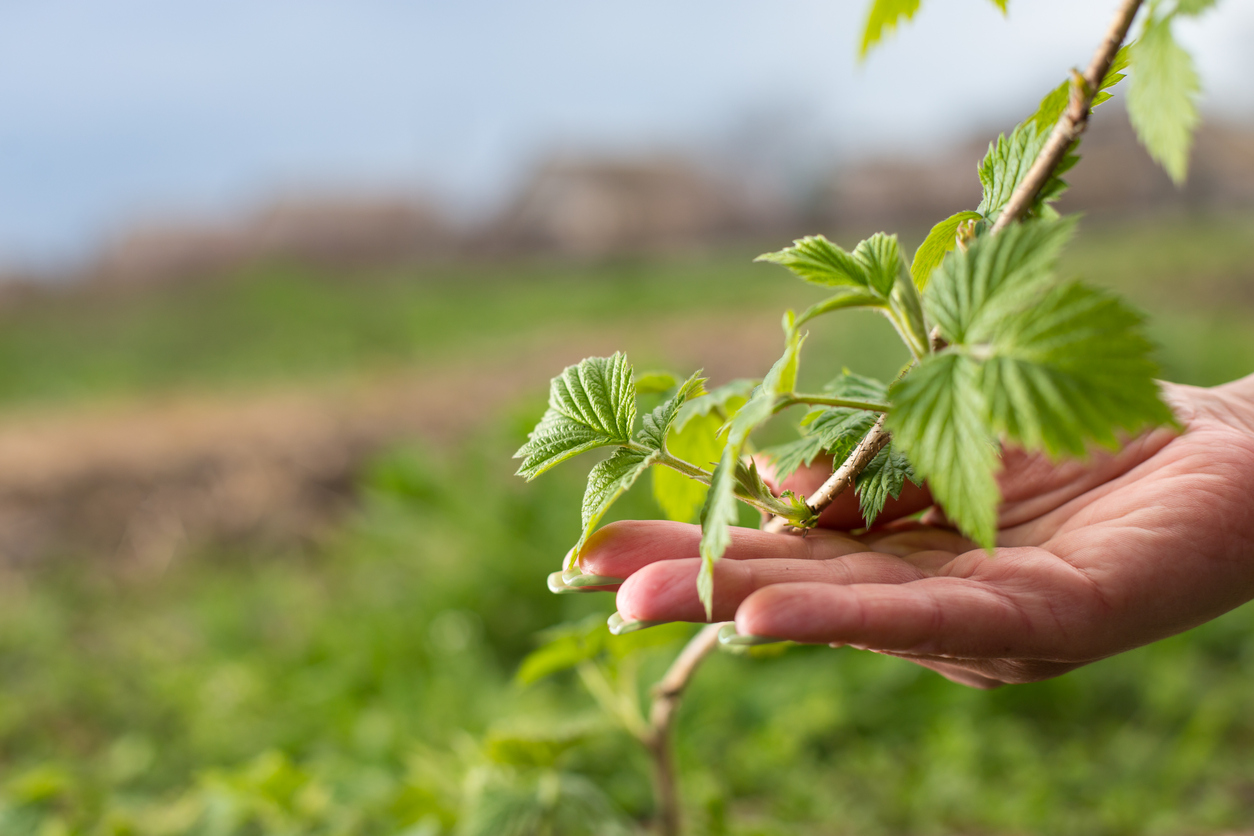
[0, 313, 782, 568]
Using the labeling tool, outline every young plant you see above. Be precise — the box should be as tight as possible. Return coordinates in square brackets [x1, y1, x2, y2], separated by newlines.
[514, 0, 1215, 832]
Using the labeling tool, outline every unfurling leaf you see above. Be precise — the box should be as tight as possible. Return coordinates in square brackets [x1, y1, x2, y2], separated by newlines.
[638, 371, 706, 450]
[514, 354, 637, 480]
[756, 236, 871, 289]
[888, 353, 1000, 549]
[1128, 14, 1200, 185]
[853, 233, 906, 297]
[855, 445, 919, 526]
[653, 411, 722, 523]
[910, 211, 983, 289]
[574, 448, 660, 558]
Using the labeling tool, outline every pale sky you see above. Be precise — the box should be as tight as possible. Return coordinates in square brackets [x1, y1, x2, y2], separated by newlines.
[0, 0, 1250, 269]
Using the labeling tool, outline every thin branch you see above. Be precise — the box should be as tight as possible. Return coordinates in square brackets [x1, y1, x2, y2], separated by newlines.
[642, 623, 724, 836]
[762, 0, 1144, 531]
[990, 0, 1144, 234]
[762, 415, 891, 534]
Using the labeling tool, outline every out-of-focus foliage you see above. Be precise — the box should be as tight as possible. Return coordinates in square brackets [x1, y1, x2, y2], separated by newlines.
[0, 216, 1253, 833]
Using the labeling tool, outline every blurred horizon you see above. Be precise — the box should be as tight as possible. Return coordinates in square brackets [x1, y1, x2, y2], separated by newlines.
[2, 0, 1253, 273]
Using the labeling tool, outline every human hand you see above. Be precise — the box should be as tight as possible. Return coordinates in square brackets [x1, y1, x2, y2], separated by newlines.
[576, 375, 1254, 687]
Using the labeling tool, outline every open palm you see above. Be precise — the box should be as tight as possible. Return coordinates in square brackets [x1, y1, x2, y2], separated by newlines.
[578, 376, 1254, 687]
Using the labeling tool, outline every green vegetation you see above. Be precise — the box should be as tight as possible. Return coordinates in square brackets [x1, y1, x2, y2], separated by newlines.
[0, 208, 1249, 833]
[0, 214, 1252, 409]
[3, 413, 1254, 834]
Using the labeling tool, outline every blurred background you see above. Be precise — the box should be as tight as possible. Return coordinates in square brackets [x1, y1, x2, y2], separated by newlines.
[0, 1, 1253, 833]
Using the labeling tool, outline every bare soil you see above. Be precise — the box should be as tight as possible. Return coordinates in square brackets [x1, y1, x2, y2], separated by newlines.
[0, 313, 782, 569]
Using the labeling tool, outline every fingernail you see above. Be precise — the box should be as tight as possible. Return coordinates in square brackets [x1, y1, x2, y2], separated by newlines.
[562, 549, 577, 571]
[607, 612, 666, 636]
[717, 623, 783, 646]
[565, 573, 623, 588]
[547, 571, 585, 595]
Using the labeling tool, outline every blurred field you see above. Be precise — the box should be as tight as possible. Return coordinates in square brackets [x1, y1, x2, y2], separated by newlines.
[1, 213, 1254, 834]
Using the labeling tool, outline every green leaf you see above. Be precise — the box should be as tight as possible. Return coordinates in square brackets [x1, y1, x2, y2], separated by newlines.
[822, 370, 890, 402]
[795, 288, 886, 329]
[653, 412, 723, 523]
[574, 447, 661, 558]
[514, 354, 637, 480]
[926, 217, 1077, 344]
[698, 451, 739, 619]
[638, 371, 706, 450]
[515, 616, 607, 685]
[765, 312, 805, 394]
[809, 408, 879, 462]
[910, 211, 983, 289]
[888, 352, 1000, 549]
[767, 406, 877, 483]
[987, 0, 1008, 11]
[976, 125, 1050, 221]
[855, 445, 919, 526]
[852, 233, 906, 296]
[461, 770, 634, 836]
[1128, 14, 1200, 185]
[767, 371, 887, 482]
[634, 371, 678, 394]
[1092, 44, 1132, 108]
[1176, 0, 1217, 15]
[1031, 80, 1071, 135]
[485, 726, 592, 768]
[756, 236, 872, 289]
[980, 281, 1174, 457]
[696, 326, 804, 617]
[674, 378, 757, 432]
[859, 0, 921, 58]
[1030, 45, 1130, 135]
[514, 415, 621, 482]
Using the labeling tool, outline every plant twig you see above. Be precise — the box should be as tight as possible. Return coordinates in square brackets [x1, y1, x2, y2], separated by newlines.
[990, 0, 1144, 234]
[641, 623, 724, 836]
[762, 0, 1143, 531]
[762, 415, 891, 534]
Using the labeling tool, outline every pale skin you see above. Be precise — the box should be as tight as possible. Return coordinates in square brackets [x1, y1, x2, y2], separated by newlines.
[577, 374, 1254, 689]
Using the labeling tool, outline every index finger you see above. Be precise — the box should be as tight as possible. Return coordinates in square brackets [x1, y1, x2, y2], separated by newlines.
[579, 520, 869, 580]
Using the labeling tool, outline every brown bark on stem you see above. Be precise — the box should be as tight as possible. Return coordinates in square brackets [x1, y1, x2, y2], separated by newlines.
[990, 0, 1144, 234]
[642, 622, 723, 836]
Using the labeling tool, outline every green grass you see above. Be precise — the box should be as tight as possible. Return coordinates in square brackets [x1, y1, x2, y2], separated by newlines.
[0, 211, 1250, 407]
[4, 432, 1254, 834]
[1, 213, 1253, 833]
